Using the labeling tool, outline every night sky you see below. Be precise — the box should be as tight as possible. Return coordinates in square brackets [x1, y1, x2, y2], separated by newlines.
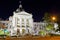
[0, 0, 60, 22]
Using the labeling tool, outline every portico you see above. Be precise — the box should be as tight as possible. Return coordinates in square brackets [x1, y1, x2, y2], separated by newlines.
[9, 3, 33, 36]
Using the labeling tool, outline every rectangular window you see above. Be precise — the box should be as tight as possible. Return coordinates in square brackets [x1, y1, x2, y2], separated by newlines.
[26, 19, 29, 23]
[22, 18, 24, 22]
[26, 25, 29, 27]
[17, 18, 20, 24]
[22, 25, 25, 27]
[22, 29, 25, 34]
[10, 26, 11, 28]
[17, 25, 20, 27]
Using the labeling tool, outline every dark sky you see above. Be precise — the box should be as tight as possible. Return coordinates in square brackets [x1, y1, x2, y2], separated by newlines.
[0, 0, 60, 22]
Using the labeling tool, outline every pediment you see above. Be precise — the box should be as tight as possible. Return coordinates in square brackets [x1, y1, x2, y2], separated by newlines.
[16, 11, 32, 16]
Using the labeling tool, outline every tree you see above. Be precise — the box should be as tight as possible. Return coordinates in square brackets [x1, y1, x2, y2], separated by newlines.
[0, 23, 6, 37]
[42, 13, 54, 35]
[57, 14, 60, 31]
[43, 12, 51, 23]
[38, 30, 46, 36]
[46, 24, 54, 31]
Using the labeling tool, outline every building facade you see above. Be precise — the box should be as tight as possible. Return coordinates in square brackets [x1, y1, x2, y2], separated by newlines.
[8, 4, 34, 36]
[0, 3, 59, 36]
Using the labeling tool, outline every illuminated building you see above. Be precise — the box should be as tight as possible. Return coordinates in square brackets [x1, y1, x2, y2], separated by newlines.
[9, 3, 34, 36]
[0, 2, 59, 36]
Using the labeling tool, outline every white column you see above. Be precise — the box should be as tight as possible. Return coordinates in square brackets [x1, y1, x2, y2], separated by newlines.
[15, 17, 17, 35]
[25, 19, 28, 34]
[20, 28, 22, 35]
[20, 18, 22, 28]
[12, 16, 15, 27]
[24, 19, 26, 28]
[20, 18, 22, 35]
[16, 17, 17, 28]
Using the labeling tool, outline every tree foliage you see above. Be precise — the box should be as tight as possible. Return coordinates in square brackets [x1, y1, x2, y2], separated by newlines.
[43, 12, 51, 23]
[39, 30, 46, 36]
[46, 24, 54, 31]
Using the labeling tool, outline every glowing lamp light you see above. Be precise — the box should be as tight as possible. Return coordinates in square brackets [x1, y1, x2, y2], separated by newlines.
[52, 17, 56, 21]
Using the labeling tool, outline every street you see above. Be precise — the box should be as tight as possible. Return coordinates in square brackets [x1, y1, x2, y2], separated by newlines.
[0, 36, 60, 40]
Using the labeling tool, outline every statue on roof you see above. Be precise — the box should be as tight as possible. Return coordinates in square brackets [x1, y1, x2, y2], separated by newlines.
[15, 1, 24, 13]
